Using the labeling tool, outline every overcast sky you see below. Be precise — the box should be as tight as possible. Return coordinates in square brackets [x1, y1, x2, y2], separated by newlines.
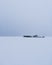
[0, 0, 52, 36]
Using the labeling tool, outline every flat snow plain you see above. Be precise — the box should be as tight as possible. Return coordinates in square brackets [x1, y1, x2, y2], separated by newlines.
[0, 37, 52, 65]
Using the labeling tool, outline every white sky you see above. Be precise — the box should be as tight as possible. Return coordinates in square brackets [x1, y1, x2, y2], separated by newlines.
[0, 0, 52, 36]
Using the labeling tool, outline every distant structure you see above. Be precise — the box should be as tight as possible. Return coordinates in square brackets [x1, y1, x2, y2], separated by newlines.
[33, 35, 38, 37]
[33, 35, 45, 38]
[23, 35, 45, 38]
[23, 35, 32, 38]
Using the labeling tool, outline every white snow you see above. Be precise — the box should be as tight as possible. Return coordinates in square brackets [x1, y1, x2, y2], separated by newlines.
[0, 37, 52, 65]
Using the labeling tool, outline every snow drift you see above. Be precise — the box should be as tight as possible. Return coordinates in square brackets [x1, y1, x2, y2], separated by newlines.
[0, 37, 52, 65]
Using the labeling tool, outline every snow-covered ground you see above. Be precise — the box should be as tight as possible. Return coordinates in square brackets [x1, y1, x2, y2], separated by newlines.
[0, 37, 52, 65]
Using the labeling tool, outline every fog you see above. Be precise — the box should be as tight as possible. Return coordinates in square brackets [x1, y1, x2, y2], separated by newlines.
[0, 0, 52, 36]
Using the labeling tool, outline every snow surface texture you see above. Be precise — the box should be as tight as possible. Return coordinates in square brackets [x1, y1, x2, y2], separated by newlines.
[0, 37, 52, 65]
